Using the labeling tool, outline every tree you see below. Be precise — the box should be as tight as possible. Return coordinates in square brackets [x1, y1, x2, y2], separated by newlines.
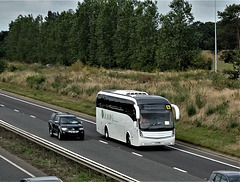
[74, 0, 97, 65]
[191, 21, 215, 50]
[0, 59, 7, 74]
[218, 4, 240, 49]
[129, 0, 159, 72]
[95, 0, 118, 68]
[156, 0, 200, 71]
[38, 11, 59, 65]
[221, 49, 240, 80]
[6, 15, 41, 63]
[112, 0, 134, 69]
[0, 31, 8, 58]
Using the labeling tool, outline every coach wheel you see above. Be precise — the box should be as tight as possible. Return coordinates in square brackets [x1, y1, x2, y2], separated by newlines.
[126, 134, 131, 147]
[105, 127, 109, 139]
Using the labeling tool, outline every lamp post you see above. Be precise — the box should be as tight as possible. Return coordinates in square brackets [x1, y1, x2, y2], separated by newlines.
[215, 0, 217, 73]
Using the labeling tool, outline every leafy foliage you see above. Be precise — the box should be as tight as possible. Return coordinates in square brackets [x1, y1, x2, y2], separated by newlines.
[2, 0, 239, 72]
[26, 75, 46, 89]
[156, 0, 201, 71]
[0, 59, 8, 73]
[221, 49, 240, 79]
[218, 4, 240, 49]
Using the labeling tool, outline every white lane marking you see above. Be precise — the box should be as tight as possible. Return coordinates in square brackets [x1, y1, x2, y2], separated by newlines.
[30, 115, 36, 118]
[132, 152, 143, 157]
[14, 109, 19, 112]
[0, 104, 4, 107]
[99, 140, 108, 144]
[168, 146, 240, 170]
[0, 119, 140, 182]
[1, 92, 240, 170]
[0, 154, 35, 178]
[173, 167, 187, 173]
[0, 92, 95, 124]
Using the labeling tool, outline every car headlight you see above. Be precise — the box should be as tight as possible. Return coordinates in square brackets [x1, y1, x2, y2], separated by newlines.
[79, 128, 84, 130]
[61, 128, 68, 131]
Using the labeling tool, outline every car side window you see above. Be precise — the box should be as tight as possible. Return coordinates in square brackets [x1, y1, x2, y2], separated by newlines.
[55, 116, 60, 122]
[220, 175, 227, 182]
[50, 113, 55, 120]
[215, 174, 222, 182]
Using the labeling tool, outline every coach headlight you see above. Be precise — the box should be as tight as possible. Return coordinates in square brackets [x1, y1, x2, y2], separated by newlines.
[61, 128, 68, 131]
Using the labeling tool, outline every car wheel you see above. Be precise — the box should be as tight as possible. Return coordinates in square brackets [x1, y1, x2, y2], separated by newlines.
[79, 134, 84, 140]
[49, 127, 53, 137]
[58, 130, 63, 140]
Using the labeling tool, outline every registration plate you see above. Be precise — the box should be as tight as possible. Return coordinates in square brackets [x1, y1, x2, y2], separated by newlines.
[68, 131, 79, 133]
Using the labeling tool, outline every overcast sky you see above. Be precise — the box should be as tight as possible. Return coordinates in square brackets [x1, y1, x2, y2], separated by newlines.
[0, 0, 239, 31]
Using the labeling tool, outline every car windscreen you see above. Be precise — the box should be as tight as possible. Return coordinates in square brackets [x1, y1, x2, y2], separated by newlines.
[60, 117, 80, 124]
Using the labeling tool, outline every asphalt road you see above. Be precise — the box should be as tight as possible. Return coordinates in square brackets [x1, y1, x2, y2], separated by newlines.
[0, 91, 239, 181]
[0, 147, 46, 182]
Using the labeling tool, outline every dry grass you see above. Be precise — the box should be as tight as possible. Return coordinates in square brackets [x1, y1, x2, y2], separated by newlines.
[0, 61, 240, 156]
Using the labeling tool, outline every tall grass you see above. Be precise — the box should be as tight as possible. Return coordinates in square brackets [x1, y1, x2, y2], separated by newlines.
[0, 61, 240, 157]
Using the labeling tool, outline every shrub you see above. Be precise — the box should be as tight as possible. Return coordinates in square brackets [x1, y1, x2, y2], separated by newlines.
[216, 101, 229, 115]
[190, 54, 212, 70]
[195, 93, 205, 109]
[0, 59, 8, 73]
[187, 103, 196, 117]
[7, 64, 17, 72]
[206, 106, 215, 116]
[194, 119, 202, 127]
[26, 75, 46, 89]
[206, 101, 229, 116]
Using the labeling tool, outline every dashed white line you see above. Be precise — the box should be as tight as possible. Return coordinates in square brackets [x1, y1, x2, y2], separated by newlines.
[173, 167, 187, 173]
[0, 92, 95, 125]
[30, 115, 36, 118]
[99, 140, 108, 144]
[132, 152, 143, 157]
[1, 92, 240, 171]
[0, 104, 4, 107]
[168, 146, 240, 170]
[14, 109, 19, 112]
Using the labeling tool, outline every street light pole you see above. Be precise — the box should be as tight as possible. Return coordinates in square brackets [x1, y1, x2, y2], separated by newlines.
[215, 0, 217, 73]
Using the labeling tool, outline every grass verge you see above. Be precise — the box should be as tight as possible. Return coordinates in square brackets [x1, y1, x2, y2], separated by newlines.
[175, 122, 240, 157]
[0, 61, 239, 158]
[0, 127, 115, 182]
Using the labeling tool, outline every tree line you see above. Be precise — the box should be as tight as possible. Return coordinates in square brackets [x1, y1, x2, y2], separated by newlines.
[0, 0, 239, 72]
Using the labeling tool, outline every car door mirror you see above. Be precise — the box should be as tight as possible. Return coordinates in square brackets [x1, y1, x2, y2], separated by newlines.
[54, 120, 59, 124]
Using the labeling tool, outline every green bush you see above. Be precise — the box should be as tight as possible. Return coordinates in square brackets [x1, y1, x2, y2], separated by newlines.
[216, 101, 229, 115]
[0, 59, 8, 73]
[194, 119, 202, 127]
[195, 93, 205, 109]
[26, 75, 46, 89]
[206, 106, 215, 116]
[190, 54, 212, 70]
[206, 101, 229, 116]
[187, 103, 197, 117]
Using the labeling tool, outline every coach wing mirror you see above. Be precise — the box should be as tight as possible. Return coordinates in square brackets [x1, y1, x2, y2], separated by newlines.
[134, 105, 140, 120]
[171, 104, 180, 120]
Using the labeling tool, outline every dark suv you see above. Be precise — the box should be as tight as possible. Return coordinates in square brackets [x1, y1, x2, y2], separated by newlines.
[48, 112, 84, 140]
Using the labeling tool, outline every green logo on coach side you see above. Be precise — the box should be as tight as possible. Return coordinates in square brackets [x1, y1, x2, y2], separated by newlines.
[101, 110, 115, 122]
[101, 110, 104, 118]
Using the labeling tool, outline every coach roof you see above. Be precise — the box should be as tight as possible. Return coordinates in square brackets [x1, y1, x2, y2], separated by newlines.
[99, 90, 171, 105]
